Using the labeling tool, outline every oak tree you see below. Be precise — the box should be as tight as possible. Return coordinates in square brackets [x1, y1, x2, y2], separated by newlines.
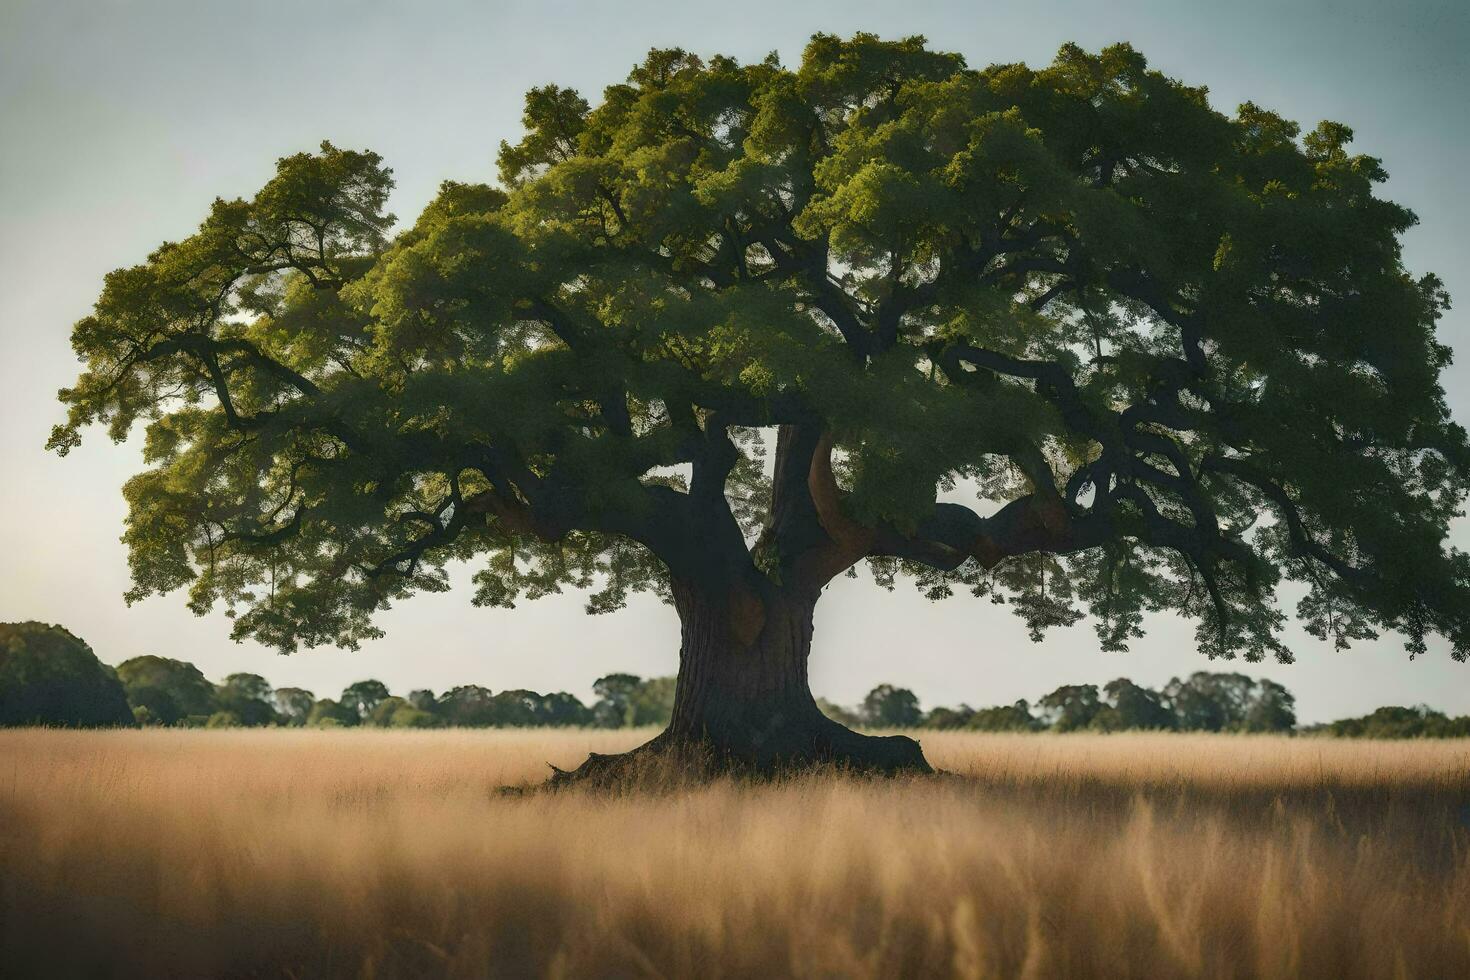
[53, 35, 1470, 776]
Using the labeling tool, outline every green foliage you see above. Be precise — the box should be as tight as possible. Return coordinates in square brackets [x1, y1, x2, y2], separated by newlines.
[1093, 678, 1176, 731]
[537, 691, 596, 727]
[434, 685, 497, 726]
[52, 34, 1470, 673]
[591, 673, 642, 727]
[387, 704, 441, 728]
[360, 695, 444, 728]
[861, 683, 923, 727]
[483, 690, 542, 727]
[216, 673, 279, 726]
[1036, 684, 1103, 732]
[306, 698, 357, 727]
[921, 700, 1042, 731]
[816, 697, 863, 727]
[967, 701, 1044, 732]
[417, 683, 598, 727]
[1242, 679, 1297, 733]
[895, 671, 1296, 733]
[920, 705, 973, 729]
[584, 674, 675, 727]
[339, 680, 391, 722]
[116, 655, 218, 725]
[272, 687, 316, 726]
[366, 696, 408, 726]
[1162, 672, 1296, 732]
[1310, 705, 1470, 739]
[0, 622, 136, 727]
[0, 636, 1446, 738]
[629, 676, 677, 726]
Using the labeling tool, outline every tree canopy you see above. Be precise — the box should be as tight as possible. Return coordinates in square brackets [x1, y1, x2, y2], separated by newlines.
[0, 622, 135, 727]
[116, 654, 219, 724]
[215, 672, 279, 726]
[52, 33, 1469, 720]
[861, 683, 923, 727]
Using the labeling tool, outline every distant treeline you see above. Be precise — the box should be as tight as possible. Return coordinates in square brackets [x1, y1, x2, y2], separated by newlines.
[0, 622, 675, 730]
[3, 622, 1468, 738]
[834, 674, 1300, 733]
[848, 677, 1470, 738]
[126, 665, 678, 732]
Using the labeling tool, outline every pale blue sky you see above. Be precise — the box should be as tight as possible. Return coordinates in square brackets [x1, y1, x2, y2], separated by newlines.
[2, 0, 1467, 720]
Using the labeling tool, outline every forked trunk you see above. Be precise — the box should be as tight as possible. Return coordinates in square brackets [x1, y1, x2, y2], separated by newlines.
[552, 579, 931, 784]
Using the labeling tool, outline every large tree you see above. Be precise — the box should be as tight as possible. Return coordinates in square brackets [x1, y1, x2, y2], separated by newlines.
[52, 35, 1470, 776]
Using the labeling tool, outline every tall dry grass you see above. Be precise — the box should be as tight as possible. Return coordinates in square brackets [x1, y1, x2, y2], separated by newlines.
[1, 728, 1467, 978]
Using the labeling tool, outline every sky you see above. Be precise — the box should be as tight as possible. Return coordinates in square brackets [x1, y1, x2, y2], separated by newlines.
[1, 0, 1467, 721]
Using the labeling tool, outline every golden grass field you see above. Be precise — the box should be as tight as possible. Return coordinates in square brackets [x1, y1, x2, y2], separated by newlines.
[2, 729, 1468, 979]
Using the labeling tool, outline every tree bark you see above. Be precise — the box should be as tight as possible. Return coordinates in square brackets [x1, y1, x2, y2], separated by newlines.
[552, 578, 932, 784]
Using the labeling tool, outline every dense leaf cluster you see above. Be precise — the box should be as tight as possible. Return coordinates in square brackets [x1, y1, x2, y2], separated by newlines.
[53, 34, 1470, 663]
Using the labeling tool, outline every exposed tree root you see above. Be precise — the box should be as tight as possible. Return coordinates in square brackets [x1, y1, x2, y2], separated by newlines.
[542, 719, 933, 791]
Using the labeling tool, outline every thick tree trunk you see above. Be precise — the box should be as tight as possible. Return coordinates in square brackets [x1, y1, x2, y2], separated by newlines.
[552, 580, 931, 785]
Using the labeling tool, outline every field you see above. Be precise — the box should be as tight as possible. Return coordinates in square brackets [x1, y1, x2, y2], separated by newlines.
[2, 730, 1468, 978]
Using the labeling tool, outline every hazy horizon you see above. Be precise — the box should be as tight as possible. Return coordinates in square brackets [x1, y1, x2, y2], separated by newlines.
[3, 0, 1468, 723]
